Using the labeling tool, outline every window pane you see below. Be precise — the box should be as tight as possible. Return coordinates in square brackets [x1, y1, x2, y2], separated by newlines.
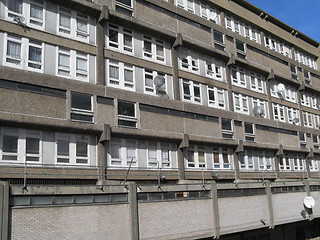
[76, 142, 87, 157]
[60, 14, 70, 28]
[109, 28, 118, 45]
[222, 119, 232, 131]
[71, 92, 92, 111]
[9, 0, 23, 14]
[76, 57, 87, 72]
[116, 0, 132, 7]
[118, 101, 135, 117]
[26, 137, 39, 154]
[124, 69, 133, 83]
[214, 31, 223, 43]
[57, 140, 69, 156]
[30, 3, 43, 20]
[109, 65, 119, 79]
[7, 41, 21, 59]
[3, 135, 18, 153]
[77, 18, 87, 33]
[58, 53, 70, 68]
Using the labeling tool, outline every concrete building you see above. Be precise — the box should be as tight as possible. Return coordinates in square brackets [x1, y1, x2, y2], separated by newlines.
[0, 0, 320, 239]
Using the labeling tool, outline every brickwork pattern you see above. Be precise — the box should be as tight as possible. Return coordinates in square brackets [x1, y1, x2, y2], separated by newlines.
[10, 204, 130, 240]
[138, 199, 214, 240]
[218, 195, 269, 234]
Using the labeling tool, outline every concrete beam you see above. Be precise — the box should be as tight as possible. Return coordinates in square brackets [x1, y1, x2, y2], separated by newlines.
[128, 183, 139, 240]
[0, 182, 9, 240]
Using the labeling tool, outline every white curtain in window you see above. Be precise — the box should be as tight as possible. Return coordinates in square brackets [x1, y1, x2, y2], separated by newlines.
[77, 18, 87, 33]
[59, 53, 70, 68]
[124, 34, 132, 48]
[7, 41, 21, 58]
[124, 69, 133, 83]
[9, 0, 23, 13]
[30, 4, 43, 20]
[109, 65, 119, 79]
[60, 14, 70, 28]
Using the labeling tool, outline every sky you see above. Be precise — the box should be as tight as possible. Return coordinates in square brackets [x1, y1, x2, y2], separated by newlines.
[245, 0, 320, 43]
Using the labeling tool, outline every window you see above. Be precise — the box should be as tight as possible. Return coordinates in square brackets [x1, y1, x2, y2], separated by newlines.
[107, 24, 133, 54]
[244, 123, 255, 142]
[144, 69, 166, 95]
[224, 15, 260, 43]
[207, 86, 227, 110]
[287, 107, 299, 125]
[252, 98, 268, 118]
[58, 7, 90, 42]
[269, 81, 297, 102]
[107, 60, 135, 90]
[143, 36, 165, 63]
[295, 50, 317, 70]
[279, 155, 291, 171]
[309, 159, 319, 172]
[179, 49, 199, 73]
[5, 34, 43, 72]
[231, 66, 246, 87]
[236, 40, 246, 58]
[118, 101, 137, 128]
[186, 145, 206, 168]
[176, 0, 194, 13]
[293, 155, 305, 171]
[258, 152, 273, 171]
[181, 80, 201, 104]
[70, 92, 93, 123]
[205, 59, 224, 81]
[272, 104, 285, 122]
[200, 4, 220, 24]
[213, 148, 231, 169]
[6, 0, 45, 30]
[56, 133, 91, 165]
[239, 151, 254, 170]
[233, 93, 249, 114]
[249, 72, 264, 93]
[303, 70, 310, 84]
[299, 132, 306, 148]
[57, 48, 90, 81]
[213, 30, 224, 45]
[0, 128, 42, 163]
[147, 142, 172, 168]
[221, 119, 233, 139]
[302, 111, 314, 128]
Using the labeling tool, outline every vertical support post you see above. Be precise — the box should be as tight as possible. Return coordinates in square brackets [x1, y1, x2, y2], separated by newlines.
[0, 181, 9, 240]
[211, 181, 220, 239]
[265, 180, 275, 229]
[128, 183, 139, 240]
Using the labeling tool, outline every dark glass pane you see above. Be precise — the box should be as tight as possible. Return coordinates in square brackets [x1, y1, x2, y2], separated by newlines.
[118, 101, 135, 117]
[26, 137, 39, 154]
[57, 140, 69, 156]
[222, 119, 232, 131]
[71, 113, 93, 122]
[71, 92, 92, 111]
[3, 135, 18, 153]
[118, 120, 136, 128]
[116, 0, 131, 7]
[236, 40, 245, 52]
[76, 142, 87, 157]
[214, 30, 223, 43]
[244, 123, 254, 134]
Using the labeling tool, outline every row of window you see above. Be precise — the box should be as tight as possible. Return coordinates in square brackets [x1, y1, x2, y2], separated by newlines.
[264, 35, 292, 58]
[3, 34, 93, 81]
[302, 111, 320, 129]
[4, 0, 93, 43]
[106, 24, 170, 65]
[272, 103, 300, 125]
[0, 128, 95, 165]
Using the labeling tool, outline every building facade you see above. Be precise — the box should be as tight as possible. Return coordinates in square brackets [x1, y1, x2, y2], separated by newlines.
[0, 0, 320, 239]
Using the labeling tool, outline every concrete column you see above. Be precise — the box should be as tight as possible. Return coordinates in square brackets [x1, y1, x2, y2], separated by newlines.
[265, 180, 275, 229]
[0, 181, 9, 240]
[171, 45, 181, 101]
[226, 65, 234, 112]
[211, 181, 220, 239]
[96, 6, 107, 86]
[128, 183, 139, 240]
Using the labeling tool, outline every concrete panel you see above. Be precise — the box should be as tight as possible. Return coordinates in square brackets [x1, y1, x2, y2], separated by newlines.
[96, 104, 114, 125]
[89, 55, 96, 84]
[0, 31, 4, 66]
[140, 111, 185, 133]
[10, 204, 130, 240]
[42, 131, 56, 165]
[139, 199, 214, 240]
[44, 44, 57, 76]
[272, 192, 307, 225]
[0, 88, 66, 119]
[184, 118, 218, 138]
[218, 195, 269, 235]
[310, 191, 320, 218]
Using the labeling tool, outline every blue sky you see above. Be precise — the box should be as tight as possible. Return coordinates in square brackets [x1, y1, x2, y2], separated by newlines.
[246, 0, 320, 42]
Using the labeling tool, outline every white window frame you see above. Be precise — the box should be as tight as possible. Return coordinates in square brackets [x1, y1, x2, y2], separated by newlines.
[231, 66, 246, 87]
[147, 141, 173, 169]
[107, 59, 135, 91]
[205, 58, 224, 81]
[179, 49, 199, 74]
[107, 23, 133, 54]
[293, 154, 305, 171]
[258, 152, 273, 171]
[143, 35, 166, 63]
[303, 111, 314, 128]
[309, 159, 319, 172]
[57, 6, 90, 43]
[57, 48, 89, 82]
[181, 79, 202, 104]
[0, 128, 42, 164]
[233, 93, 249, 114]
[186, 145, 206, 169]
[144, 69, 167, 95]
[6, 0, 45, 31]
[272, 104, 285, 123]
[4, 34, 44, 73]
[117, 100, 137, 128]
[287, 107, 299, 125]
[249, 72, 264, 93]
[207, 86, 227, 110]
[108, 138, 137, 168]
[239, 150, 254, 170]
[279, 155, 291, 171]
[212, 147, 232, 169]
[252, 98, 268, 119]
